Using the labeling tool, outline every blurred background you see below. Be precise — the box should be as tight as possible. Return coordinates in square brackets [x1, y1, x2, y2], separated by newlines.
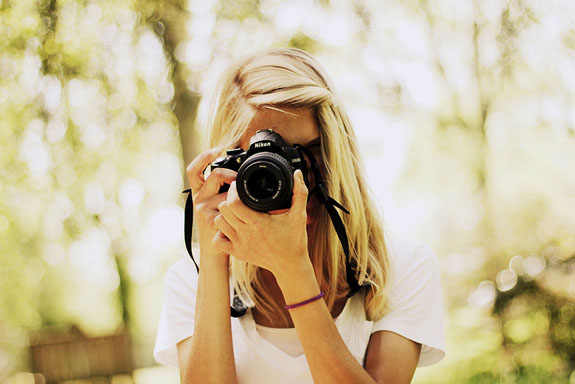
[1, 0, 574, 383]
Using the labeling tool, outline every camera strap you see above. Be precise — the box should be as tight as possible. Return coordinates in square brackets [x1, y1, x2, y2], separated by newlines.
[181, 146, 366, 318]
[295, 145, 365, 298]
[182, 189, 248, 317]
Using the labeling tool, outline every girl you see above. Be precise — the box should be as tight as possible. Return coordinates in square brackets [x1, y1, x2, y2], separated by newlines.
[154, 48, 445, 383]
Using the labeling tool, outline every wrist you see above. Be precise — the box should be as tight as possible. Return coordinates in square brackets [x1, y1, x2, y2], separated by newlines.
[200, 249, 230, 270]
[274, 257, 321, 304]
[273, 254, 313, 285]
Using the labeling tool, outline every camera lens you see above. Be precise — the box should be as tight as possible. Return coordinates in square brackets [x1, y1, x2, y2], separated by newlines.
[237, 152, 294, 211]
[246, 169, 279, 200]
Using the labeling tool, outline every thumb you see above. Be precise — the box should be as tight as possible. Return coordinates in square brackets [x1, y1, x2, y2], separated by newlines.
[290, 169, 308, 214]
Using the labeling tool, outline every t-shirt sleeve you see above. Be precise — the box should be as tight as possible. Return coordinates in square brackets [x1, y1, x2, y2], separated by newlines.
[153, 257, 199, 367]
[372, 240, 446, 367]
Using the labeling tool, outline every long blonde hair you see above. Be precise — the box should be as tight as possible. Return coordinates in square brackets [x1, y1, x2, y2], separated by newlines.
[205, 48, 390, 321]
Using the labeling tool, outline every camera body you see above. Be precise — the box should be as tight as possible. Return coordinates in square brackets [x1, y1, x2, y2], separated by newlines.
[211, 129, 308, 211]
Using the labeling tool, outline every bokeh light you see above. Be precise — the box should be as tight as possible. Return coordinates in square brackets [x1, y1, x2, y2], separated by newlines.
[1, 0, 574, 382]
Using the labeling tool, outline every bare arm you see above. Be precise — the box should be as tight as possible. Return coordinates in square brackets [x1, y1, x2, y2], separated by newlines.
[364, 331, 421, 383]
[176, 150, 239, 384]
[275, 263, 420, 383]
[275, 262, 377, 384]
[215, 170, 421, 383]
[177, 254, 236, 384]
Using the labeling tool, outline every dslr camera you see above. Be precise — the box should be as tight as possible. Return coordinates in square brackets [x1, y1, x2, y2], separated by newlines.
[211, 129, 308, 211]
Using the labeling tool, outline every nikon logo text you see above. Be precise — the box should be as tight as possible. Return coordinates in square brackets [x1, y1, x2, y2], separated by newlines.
[254, 142, 271, 148]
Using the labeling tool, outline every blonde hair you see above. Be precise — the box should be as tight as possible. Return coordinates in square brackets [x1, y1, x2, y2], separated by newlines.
[205, 48, 390, 321]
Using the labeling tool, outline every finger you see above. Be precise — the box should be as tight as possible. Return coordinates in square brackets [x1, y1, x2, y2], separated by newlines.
[203, 191, 228, 211]
[194, 168, 237, 202]
[186, 148, 222, 193]
[227, 181, 266, 223]
[214, 213, 238, 241]
[212, 230, 233, 254]
[290, 169, 309, 215]
[218, 201, 246, 228]
[195, 192, 228, 218]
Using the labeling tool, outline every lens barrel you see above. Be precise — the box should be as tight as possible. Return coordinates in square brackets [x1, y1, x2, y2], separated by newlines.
[237, 152, 294, 211]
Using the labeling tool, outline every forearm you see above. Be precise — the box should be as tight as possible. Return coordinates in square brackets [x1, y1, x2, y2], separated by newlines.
[184, 255, 237, 384]
[276, 261, 377, 384]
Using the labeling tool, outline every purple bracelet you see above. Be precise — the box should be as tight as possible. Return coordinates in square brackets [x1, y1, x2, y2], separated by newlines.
[284, 291, 325, 310]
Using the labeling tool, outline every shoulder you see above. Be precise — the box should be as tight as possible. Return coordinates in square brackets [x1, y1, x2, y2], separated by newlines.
[166, 256, 198, 278]
[382, 237, 442, 305]
[384, 238, 440, 293]
[154, 257, 200, 367]
[387, 238, 438, 273]
[162, 257, 200, 301]
[371, 238, 446, 366]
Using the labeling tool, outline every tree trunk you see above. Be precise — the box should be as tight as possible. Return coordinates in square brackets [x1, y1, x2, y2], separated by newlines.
[157, 1, 202, 184]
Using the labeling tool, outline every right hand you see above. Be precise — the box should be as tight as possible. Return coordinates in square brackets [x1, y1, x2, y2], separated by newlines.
[186, 148, 237, 264]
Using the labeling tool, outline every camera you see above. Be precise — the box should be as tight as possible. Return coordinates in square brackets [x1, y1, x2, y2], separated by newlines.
[211, 129, 308, 211]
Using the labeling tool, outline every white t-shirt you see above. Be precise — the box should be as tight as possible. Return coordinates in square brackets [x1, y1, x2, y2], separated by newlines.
[154, 239, 446, 382]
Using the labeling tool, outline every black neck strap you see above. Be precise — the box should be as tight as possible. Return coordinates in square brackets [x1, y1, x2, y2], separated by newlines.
[183, 189, 247, 317]
[294, 145, 364, 298]
[182, 147, 366, 318]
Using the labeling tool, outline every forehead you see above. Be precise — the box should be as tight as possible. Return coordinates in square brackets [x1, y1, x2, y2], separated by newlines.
[240, 107, 320, 148]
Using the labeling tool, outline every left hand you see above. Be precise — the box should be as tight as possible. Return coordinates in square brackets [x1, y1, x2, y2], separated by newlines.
[213, 169, 311, 277]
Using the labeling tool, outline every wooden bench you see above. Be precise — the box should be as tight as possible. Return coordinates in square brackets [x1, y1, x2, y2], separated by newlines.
[29, 326, 133, 383]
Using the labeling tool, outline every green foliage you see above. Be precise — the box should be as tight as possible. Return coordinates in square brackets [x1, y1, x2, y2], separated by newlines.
[288, 32, 320, 53]
[459, 246, 575, 382]
[2, 0, 575, 381]
[218, 0, 262, 21]
[0, 0, 183, 376]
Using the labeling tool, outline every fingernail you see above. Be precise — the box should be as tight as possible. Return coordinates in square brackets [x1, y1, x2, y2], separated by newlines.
[296, 170, 304, 182]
